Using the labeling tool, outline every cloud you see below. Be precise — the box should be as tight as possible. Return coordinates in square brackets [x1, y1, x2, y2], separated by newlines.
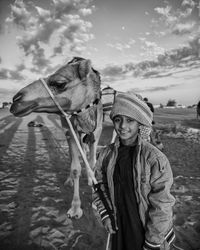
[16, 63, 26, 72]
[154, 1, 198, 36]
[139, 37, 146, 42]
[107, 42, 131, 51]
[154, 5, 178, 25]
[172, 22, 196, 35]
[152, 38, 200, 70]
[181, 0, 195, 8]
[0, 68, 24, 81]
[5, 0, 94, 74]
[107, 39, 135, 51]
[31, 47, 51, 72]
[6, 0, 31, 29]
[101, 65, 124, 77]
[0, 69, 8, 79]
[142, 71, 173, 79]
[79, 8, 92, 16]
[35, 6, 52, 20]
[179, 7, 193, 18]
[131, 84, 177, 93]
[53, 0, 90, 18]
[188, 36, 200, 56]
[155, 5, 172, 17]
[140, 40, 165, 58]
[101, 35, 200, 81]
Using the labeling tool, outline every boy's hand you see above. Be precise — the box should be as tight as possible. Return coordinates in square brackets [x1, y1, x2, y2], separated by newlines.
[103, 218, 116, 234]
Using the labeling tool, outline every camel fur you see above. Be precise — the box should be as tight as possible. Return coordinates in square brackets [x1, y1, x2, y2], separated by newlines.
[10, 57, 103, 219]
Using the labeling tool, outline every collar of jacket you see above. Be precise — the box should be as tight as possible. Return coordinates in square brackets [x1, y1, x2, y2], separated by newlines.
[113, 134, 143, 149]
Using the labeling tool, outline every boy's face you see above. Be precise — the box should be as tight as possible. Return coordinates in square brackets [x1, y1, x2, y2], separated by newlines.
[113, 115, 139, 145]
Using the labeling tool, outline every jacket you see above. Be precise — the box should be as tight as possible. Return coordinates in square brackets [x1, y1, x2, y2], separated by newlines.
[92, 136, 175, 250]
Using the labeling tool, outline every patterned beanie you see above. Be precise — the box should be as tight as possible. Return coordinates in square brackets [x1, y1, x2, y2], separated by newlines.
[110, 91, 153, 127]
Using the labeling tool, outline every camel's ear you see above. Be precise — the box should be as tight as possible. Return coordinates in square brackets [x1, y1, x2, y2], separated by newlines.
[78, 59, 92, 79]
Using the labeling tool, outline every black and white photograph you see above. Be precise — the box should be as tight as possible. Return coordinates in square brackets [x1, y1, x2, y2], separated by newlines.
[0, 0, 200, 250]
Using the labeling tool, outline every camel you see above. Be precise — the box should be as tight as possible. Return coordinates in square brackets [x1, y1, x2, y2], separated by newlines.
[10, 57, 103, 219]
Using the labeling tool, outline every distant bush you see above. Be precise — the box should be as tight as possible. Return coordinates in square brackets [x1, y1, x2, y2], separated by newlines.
[166, 99, 176, 107]
[160, 103, 164, 108]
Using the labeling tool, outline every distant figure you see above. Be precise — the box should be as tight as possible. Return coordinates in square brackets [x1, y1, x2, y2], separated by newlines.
[197, 101, 200, 119]
[144, 97, 154, 113]
[143, 98, 164, 150]
[144, 97, 155, 125]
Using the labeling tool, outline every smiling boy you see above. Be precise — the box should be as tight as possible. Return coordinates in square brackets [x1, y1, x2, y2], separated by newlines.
[93, 91, 175, 250]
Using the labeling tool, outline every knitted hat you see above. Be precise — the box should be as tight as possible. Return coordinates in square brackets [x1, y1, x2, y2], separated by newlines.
[110, 91, 153, 127]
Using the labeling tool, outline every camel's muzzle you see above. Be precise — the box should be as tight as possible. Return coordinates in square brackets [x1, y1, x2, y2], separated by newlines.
[10, 101, 38, 117]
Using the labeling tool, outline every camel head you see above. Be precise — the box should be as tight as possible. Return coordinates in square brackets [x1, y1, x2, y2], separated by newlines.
[10, 57, 101, 117]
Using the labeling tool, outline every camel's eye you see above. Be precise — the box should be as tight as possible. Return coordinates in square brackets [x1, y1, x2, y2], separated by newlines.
[56, 81, 67, 90]
[49, 81, 67, 92]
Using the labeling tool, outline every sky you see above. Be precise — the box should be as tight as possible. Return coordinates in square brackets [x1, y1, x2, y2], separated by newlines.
[0, 0, 199, 106]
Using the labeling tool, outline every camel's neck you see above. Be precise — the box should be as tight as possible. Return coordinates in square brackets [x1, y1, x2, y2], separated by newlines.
[69, 97, 100, 116]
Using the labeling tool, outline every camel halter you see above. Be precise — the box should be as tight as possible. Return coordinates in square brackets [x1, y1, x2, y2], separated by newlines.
[40, 78, 112, 250]
[40, 78, 98, 185]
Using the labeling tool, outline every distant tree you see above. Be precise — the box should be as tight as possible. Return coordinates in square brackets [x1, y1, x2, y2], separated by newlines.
[166, 99, 176, 107]
[2, 102, 9, 108]
[159, 103, 164, 108]
[2, 102, 12, 108]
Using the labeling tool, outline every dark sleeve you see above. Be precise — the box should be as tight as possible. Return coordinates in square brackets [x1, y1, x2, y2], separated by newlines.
[92, 148, 113, 223]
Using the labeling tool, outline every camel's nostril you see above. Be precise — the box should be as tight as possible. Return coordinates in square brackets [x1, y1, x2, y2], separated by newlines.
[13, 92, 23, 102]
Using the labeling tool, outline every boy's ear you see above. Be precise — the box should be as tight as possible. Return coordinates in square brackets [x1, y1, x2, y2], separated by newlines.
[78, 59, 92, 79]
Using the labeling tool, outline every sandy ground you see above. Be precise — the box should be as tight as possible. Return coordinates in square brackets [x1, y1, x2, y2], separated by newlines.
[0, 108, 200, 250]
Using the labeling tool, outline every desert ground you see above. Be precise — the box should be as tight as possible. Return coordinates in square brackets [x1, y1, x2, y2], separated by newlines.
[0, 107, 200, 250]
